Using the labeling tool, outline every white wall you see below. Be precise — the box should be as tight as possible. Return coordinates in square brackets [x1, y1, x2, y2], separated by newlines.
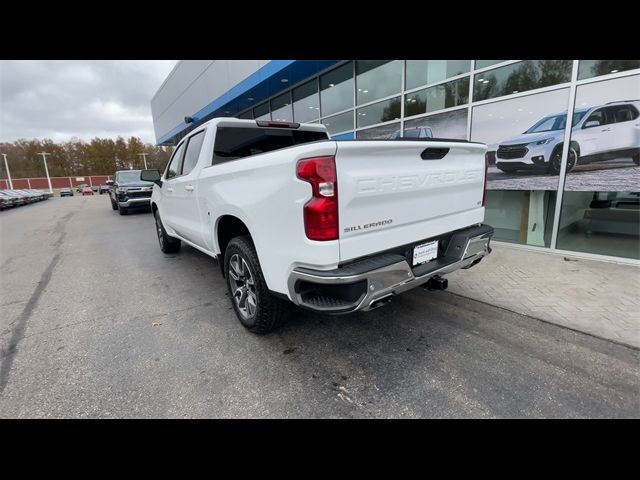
[151, 60, 270, 143]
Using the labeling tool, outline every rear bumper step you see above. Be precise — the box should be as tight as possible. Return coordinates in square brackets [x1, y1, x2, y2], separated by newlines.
[288, 224, 493, 314]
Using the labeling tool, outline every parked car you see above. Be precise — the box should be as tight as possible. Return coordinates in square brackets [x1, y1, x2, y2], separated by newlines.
[0, 190, 28, 206]
[60, 187, 74, 197]
[142, 118, 493, 333]
[99, 184, 110, 194]
[0, 189, 49, 206]
[76, 183, 89, 193]
[91, 185, 98, 192]
[81, 187, 93, 196]
[26, 189, 49, 201]
[15, 189, 40, 203]
[495, 100, 640, 174]
[0, 191, 18, 209]
[389, 126, 434, 139]
[108, 170, 154, 215]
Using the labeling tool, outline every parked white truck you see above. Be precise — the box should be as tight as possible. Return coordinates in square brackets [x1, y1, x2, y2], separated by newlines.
[141, 118, 493, 333]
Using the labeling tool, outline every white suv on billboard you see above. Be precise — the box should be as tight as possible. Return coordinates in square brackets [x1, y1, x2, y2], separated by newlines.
[495, 100, 640, 174]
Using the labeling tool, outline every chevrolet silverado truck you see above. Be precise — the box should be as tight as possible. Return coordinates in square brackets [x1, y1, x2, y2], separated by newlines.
[141, 118, 493, 333]
[108, 170, 155, 215]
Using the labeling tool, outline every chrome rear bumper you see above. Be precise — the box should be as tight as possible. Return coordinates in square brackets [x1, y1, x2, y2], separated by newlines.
[288, 224, 493, 314]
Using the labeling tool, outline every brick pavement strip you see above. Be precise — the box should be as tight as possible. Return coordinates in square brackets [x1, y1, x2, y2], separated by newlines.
[447, 245, 640, 349]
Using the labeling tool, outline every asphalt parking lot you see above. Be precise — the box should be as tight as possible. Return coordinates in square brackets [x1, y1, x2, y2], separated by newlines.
[1, 196, 638, 418]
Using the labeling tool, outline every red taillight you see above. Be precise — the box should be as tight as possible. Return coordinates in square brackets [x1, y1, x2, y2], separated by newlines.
[296, 155, 338, 241]
[482, 155, 488, 207]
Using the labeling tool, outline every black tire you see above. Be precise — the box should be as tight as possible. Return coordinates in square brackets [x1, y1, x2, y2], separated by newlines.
[548, 145, 578, 175]
[111, 199, 118, 210]
[154, 210, 181, 253]
[224, 235, 288, 334]
[633, 150, 639, 166]
[118, 206, 128, 215]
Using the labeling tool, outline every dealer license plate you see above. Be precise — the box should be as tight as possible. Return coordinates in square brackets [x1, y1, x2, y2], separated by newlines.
[412, 240, 438, 266]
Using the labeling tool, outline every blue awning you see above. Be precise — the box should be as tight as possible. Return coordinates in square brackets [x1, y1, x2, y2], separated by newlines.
[158, 60, 341, 145]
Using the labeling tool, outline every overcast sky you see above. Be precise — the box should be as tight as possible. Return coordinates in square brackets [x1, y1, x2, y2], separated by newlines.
[0, 60, 178, 144]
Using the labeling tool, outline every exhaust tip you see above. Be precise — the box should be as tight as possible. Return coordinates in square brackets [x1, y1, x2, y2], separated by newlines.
[369, 295, 393, 310]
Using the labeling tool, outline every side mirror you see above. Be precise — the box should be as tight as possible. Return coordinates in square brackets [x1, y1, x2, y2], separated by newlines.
[584, 120, 601, 128]
[106, 180, 114, 185]
[140, 169, 162, 186]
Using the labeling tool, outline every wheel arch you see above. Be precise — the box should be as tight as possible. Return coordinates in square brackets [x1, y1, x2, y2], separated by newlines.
[215, 215, 252, 277]
[551, 141, 580, 157]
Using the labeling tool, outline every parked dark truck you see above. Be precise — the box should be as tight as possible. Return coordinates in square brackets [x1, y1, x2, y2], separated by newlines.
[108, 170, 154, 215]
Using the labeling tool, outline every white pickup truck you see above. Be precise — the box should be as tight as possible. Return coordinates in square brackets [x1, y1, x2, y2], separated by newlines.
[141, 118, 493, 333]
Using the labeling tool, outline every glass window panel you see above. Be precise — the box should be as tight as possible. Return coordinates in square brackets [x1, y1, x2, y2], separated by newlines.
[356, 60, 402, 104]
[556, 191, 639, 259]
[404, 108, 468, 140]
[237, 110, 253, 119]
[475, 60, 505, 69]
[165, 141, 185, 179]
[181, 130, 205, 175]
[578, 60, 640, 80]
[212, 127, 329, 165]
[405, 60, 470, 90]
[292, 79, 320, 123]
[474, 60, 572, 101]
[253, 102, 270, 120]
[484, 190, 556, 247]
[357, 97, 401, 128]
[321, 111, 353, 135]
[557, 75, 640, 259]
[320, 62, 354, 117]
[356, 122, 401, 140]
[270, 92, 292, 122]
[405, 77, 469, 118]
[270, 92, 290, 110]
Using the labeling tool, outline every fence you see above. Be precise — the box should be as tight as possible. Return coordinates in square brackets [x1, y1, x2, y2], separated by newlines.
[0, 175, 113, 190]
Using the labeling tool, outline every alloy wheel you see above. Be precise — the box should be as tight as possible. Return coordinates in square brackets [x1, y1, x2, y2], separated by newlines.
[228, 254, 257, 320]
[155, 214, 164, 249]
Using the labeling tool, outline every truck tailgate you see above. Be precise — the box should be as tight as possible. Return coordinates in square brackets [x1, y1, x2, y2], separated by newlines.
[336, 140, 487, 262]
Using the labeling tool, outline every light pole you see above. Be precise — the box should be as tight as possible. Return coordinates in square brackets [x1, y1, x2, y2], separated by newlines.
[138, 153, 148, 169]
[2, 153, 13, 189]
[38, 152, 53, 194]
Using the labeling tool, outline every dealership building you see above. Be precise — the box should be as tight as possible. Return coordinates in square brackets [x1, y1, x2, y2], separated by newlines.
[151, 60, 640, 263]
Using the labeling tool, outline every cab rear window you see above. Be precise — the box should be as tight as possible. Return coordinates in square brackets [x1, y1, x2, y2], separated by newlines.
[212, 127, 328, 165]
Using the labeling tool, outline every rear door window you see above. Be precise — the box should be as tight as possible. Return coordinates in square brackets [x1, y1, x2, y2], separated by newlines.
[611, 105, 639, 123]
[212, 127, 329, 165]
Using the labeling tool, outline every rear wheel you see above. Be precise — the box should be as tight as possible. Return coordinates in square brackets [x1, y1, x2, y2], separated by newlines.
[154, 210, 181, 253]
[224, 235, 288, 334]
[633, 150, 639, 166]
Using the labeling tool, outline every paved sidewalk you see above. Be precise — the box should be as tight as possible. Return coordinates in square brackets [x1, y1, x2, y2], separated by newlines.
[446, 244, 640, 349]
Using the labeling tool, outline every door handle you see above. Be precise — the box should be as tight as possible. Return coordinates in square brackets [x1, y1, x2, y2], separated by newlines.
[167, 187, 174, 193]
[185, 185, 194, 192]
[601, 128, 611, 132]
